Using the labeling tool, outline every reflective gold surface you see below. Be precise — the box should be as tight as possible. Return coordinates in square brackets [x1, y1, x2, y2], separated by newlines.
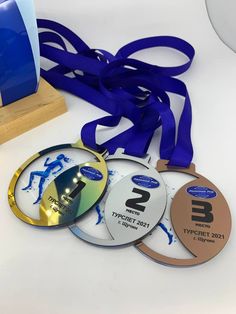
[9, 140, 108, 227]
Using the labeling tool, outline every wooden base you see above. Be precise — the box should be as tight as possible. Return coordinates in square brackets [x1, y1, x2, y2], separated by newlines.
[0, 78, 67, 144]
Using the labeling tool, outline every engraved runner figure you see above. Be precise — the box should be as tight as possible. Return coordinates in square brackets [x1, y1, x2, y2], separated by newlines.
[22, 154, 70, 204]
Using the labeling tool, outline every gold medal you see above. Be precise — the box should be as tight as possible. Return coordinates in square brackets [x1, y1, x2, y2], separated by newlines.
[8, 140, 108, 227]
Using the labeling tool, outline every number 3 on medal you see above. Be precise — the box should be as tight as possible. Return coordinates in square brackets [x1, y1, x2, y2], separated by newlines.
[126, 188, 151, 212]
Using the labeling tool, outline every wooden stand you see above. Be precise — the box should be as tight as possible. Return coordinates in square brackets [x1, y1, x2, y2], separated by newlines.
[0, 78, 67, 144]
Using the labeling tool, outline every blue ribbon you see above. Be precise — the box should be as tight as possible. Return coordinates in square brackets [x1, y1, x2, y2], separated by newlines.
[99, 62, 193, 167]
[37, 19, 195, 168]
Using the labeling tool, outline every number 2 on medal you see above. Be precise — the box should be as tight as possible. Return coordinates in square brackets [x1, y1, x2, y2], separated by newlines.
[126, 188, 151, 212]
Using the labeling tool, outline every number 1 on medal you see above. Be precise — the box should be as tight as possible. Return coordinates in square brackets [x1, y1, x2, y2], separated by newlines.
[69, 181, 86, 199]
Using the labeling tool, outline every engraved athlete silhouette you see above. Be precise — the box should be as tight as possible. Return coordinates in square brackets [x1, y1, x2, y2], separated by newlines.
[22, 154, 70, 204]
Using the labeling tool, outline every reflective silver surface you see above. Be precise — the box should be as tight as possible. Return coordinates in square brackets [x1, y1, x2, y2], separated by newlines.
[69, 149, 167, 246]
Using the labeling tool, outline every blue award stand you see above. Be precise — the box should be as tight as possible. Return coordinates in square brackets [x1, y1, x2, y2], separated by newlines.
[0, 0, 67, 143]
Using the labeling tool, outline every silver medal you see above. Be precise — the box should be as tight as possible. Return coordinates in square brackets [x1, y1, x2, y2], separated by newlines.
[69, 149, 167, 246]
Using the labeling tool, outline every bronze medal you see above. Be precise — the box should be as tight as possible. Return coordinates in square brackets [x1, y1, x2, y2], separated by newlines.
[136, 160, 232, 266]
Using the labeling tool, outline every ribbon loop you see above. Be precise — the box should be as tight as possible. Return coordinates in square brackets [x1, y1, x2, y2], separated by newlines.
[38, 19, 195, 166]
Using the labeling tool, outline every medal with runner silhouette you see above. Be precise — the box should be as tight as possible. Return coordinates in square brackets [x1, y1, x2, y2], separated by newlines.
[8, 140, 108, 227]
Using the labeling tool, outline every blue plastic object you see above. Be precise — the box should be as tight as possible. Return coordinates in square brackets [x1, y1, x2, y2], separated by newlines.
[0, 0, 39, 106]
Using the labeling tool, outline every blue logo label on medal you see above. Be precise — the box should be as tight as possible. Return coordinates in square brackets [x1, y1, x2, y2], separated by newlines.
[187, 186, 217, 199]
[80, 166, 103, 181]
[132, 175, 160, 189]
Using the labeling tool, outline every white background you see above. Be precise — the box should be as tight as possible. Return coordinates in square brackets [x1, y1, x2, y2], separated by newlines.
[0, 0, 236, 313]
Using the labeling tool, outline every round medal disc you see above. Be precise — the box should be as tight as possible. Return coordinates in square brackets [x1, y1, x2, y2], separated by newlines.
[69, 149, 167, 246]
[136, 160, 232, 266]
[8, 140, 108, 227]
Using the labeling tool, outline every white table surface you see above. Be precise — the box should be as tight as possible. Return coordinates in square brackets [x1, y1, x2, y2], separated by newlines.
[0, 0, 236, 313]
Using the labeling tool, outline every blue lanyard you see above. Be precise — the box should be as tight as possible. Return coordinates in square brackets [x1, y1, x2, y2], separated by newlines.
[99, 62, 193, 167]
[37, 19, 195, 168]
